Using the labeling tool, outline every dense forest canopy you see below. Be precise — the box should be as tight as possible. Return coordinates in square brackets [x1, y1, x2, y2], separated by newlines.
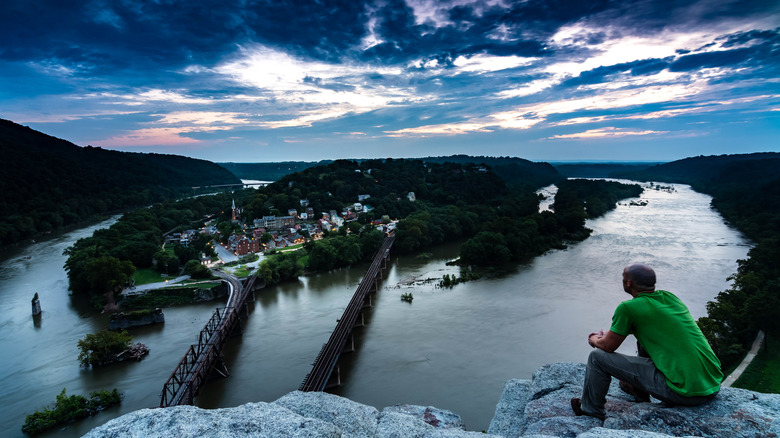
[220, 155, 560, 193]
[0, 119, 240, 247]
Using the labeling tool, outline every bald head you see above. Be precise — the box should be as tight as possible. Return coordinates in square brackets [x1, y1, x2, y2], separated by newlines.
[623, 264, 656, 293]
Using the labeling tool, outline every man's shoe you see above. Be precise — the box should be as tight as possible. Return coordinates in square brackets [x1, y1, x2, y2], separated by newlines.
[571, 397, 585, 416]
[570, 398, 605, 421]
[619, 380, 651, 402]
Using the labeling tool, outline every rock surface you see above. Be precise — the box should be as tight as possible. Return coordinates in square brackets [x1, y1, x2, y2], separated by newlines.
[84, 362, 780, 437]
[109, 308, 165, 330]
[488, 362, 780, 438]
[84, 391, 494, 438]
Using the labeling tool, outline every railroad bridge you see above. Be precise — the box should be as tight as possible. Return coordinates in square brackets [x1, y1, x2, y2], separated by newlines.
[300, 233, 395, 392]
[159, 232, 395, 406]
[160, 272, 258, 407]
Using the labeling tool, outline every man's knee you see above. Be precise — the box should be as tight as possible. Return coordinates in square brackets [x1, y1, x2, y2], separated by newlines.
[587, 348, 610, 367]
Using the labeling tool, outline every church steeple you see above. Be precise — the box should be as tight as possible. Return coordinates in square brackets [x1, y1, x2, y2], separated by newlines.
[232, 199, 237, 221]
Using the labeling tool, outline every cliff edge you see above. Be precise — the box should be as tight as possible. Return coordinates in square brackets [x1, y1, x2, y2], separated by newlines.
[84, 362, 779, 437]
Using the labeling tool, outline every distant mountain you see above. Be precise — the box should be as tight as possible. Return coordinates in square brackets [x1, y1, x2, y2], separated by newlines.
[219, 161, 332, 181]
[419, 155, 561, 190]
[221, 155, 562, 191]
[614, 152, 780, 187]
[553, 162, 665, 178]
[0, 119, 240, 247]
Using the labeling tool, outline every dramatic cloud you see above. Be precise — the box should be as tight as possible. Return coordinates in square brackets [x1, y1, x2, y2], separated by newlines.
[1, 0, 778, 162]
[548, 127, 669, 139]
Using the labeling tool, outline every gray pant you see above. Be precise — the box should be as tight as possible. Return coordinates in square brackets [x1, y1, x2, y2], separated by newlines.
[581, 348, 718, 419]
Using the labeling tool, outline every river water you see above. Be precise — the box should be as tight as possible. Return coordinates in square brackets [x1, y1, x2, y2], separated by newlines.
[0, 182, 750, 436]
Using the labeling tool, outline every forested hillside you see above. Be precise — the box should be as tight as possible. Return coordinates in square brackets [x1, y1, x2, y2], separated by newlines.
[0, 119, 240, 247]
[618, 153, 780, 371]
[419, 155, 560, 191]
[219, 155, 560, 192]
[553, 162, 663, 178]
[243, 158, 639, 264]
[218, 161, 330, 181]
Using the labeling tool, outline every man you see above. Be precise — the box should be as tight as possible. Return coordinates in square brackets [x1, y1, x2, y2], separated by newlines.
[571, 263, 722, 420]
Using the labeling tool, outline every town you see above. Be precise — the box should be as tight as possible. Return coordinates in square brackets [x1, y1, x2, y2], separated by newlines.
[177, 195, 400, 259]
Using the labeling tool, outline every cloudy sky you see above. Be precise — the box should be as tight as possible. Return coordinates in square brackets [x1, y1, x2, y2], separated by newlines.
[2, 0, 778, 163]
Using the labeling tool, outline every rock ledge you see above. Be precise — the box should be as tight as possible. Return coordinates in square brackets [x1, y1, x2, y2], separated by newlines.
[84, 362, 780, 437]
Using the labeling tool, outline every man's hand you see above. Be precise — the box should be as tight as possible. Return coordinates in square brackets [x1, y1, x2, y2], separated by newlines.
[588, 329, 605, 347]
[587, 329, 626, 353]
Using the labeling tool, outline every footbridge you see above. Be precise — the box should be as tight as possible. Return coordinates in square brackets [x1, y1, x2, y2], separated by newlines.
[160, 273, 258, 407]
[300, 233, 395, 392]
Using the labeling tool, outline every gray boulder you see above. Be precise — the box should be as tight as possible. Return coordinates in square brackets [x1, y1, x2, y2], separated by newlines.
[82, 402, 341, 438]
[488, 362, 780, 438]
[378, 405, 494, 437]
[274, 391, 379, 437]
[84, 392, 495, 437]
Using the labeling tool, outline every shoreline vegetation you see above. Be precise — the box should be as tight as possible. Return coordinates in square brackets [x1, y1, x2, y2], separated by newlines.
[22, 388, 121, 436]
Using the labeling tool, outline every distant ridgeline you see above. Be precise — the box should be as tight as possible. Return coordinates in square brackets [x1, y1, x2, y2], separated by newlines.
[552, 162, 666, 178]
[220, 155, 560, 192]
[419, 155, 560, 191]
[218, 161, 333, 182]
[0, 119, 241, 247]
[615, 152, 780, 372]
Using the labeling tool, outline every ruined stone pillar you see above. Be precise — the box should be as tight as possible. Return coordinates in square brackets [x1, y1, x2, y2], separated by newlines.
[31, 292, 41, 316]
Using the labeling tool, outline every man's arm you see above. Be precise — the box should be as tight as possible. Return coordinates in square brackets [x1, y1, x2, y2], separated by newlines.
[588, 330, 627, 353]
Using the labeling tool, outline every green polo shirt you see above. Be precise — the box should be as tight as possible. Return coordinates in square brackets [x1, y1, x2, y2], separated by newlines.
[610, 290, 723, 397]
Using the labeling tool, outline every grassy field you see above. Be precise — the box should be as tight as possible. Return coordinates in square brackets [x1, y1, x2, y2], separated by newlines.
[232, 266, 256, 278]
[132, 268, 166, 285]
[733, 333, 780, 394]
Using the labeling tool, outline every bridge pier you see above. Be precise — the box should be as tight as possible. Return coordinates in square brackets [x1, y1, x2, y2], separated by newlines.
[342, 333, 356, 354]
[211, 356, 230, 379]
[324, 365, 341, 389]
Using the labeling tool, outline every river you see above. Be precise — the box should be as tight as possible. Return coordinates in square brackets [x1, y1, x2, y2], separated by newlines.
[0, 182, 750, 436]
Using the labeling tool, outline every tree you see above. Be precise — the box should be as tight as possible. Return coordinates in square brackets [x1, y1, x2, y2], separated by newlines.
[153, 250, 179, 275]
[347, 221, 362, 234]
[259, 252, 303, 285]
[84, 256, 135, 294]
[174, 244, 199, 264]
[22, 388, 122, 435]
[77, 330, 133, 367]
[460, 231, 512, 266]
[184, 259, 211, 279]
